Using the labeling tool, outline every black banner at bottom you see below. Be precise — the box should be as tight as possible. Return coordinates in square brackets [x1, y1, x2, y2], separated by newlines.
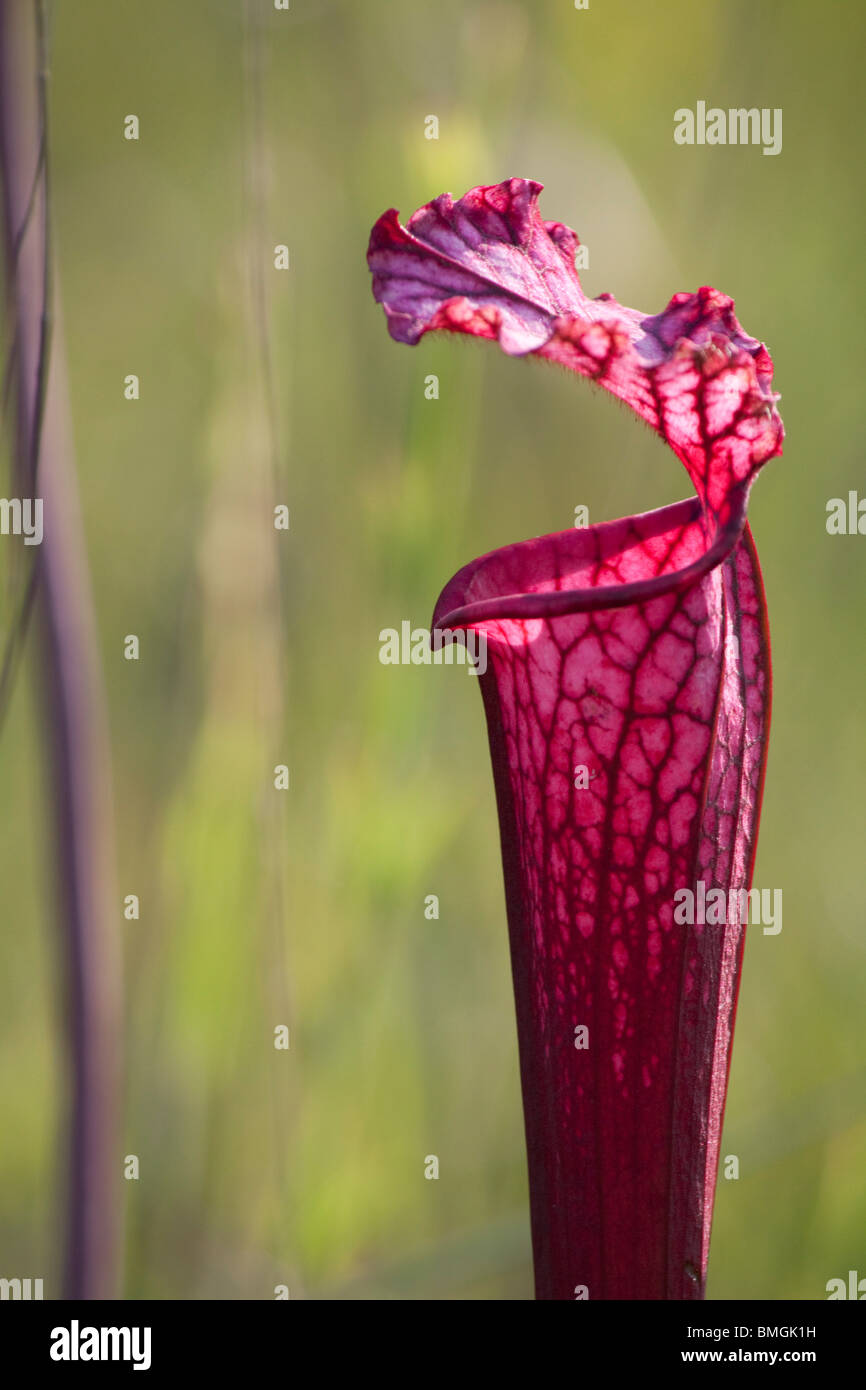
[0, 1297, 859, 1375]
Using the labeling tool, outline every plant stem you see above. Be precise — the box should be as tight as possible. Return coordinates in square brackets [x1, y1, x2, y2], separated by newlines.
[0, 0, 121, 1300]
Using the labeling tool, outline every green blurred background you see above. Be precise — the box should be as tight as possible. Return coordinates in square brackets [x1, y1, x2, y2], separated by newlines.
[1, 0, 864, 1299]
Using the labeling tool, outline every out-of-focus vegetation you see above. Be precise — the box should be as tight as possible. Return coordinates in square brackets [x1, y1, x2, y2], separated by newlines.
[0, 0, 864, 1298]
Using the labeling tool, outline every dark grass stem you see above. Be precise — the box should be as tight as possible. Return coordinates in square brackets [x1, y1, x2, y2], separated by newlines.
[0, 0, 121, 1299]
